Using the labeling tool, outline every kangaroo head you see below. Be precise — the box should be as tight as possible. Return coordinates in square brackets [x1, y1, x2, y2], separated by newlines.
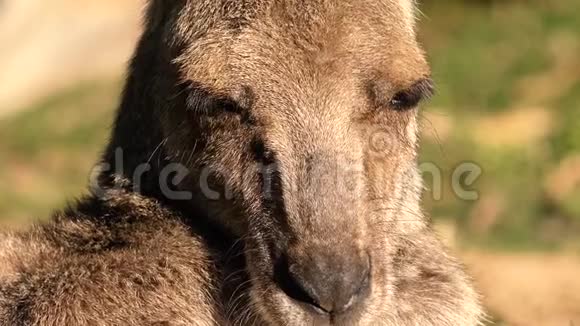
[106, 0, 433, 324]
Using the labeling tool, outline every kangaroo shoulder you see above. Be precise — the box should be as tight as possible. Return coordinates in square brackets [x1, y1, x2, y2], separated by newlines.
[0, 193, 221, 326]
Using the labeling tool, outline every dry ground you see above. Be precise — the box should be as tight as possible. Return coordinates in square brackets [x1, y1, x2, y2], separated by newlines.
[463, 251, 580, 326]
[0, 0, 142, 117]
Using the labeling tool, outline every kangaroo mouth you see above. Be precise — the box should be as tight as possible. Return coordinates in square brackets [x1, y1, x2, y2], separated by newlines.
[234, 227, 374, 326]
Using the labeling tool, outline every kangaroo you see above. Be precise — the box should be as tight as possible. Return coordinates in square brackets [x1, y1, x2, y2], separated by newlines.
[0, 0, 483, 325]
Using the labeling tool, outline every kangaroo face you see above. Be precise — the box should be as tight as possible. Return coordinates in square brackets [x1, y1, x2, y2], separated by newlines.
[153, 0, 432, 324]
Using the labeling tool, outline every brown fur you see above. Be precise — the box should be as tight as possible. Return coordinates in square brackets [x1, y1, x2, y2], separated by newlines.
[1, 1, 483, 325]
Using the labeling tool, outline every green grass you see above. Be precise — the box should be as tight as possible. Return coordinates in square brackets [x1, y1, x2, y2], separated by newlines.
[0, 81, 119, 225]
[420, 0, 577, 114]
[552, 81, 580, 160]
[419, 0, 580, 250]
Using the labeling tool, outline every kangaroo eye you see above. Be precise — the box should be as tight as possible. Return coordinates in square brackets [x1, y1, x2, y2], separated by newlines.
[183, 83, 243, 116]
[213, 98, 243, 115]
[390, 78, 435, 111]
[390, 89, 422, 110]
[366, 77, 435, 112]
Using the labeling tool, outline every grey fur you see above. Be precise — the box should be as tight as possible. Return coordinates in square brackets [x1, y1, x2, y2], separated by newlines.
[0, 1, 483, 325]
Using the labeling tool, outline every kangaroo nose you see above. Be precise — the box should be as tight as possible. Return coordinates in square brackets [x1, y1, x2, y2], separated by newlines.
[275, 249, 371, 315]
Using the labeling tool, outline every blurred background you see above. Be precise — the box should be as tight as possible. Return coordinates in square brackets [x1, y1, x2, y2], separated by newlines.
[0, 0, 578, 324]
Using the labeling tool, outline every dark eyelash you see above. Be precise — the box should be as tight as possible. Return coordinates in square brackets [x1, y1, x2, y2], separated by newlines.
[186, 89, 242, 116]
[180, 82, 256, 120]
[389, 90, 421, 110]
[181, 83, 259, 126]
[390, 79, 435, 111]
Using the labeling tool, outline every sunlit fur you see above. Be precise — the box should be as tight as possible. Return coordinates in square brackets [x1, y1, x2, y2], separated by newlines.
[0, 1, 483, 325]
